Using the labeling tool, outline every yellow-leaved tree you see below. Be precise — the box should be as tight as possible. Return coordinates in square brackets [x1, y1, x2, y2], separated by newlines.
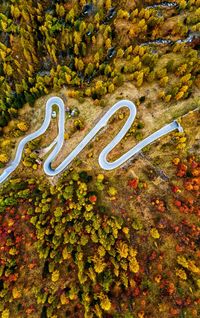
[93, 256, 107, 274]
[0, 153, 9, 163]
[117, 241, 129, 258]
[99, 293, 111, 311]
[51, 270, 60, 282]
[1, 309, 10, 318]
[17, 121, 29, 132]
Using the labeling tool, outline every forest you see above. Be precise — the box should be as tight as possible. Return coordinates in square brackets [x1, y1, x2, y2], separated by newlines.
[0, 0, 199, 132]
[0, 1, 199, 318]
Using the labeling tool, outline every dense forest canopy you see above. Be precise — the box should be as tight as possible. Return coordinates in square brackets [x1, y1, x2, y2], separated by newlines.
[0, 0, 199, 130]
[0, 1, 199, 318]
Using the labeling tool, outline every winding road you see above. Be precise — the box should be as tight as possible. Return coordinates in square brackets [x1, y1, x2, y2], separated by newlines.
[0, 96, 183, 184]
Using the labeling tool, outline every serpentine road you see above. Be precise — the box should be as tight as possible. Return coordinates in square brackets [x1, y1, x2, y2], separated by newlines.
[0, 96, 183, 184]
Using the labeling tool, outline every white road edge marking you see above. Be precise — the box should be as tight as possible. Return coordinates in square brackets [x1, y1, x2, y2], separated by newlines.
[0, 96, 183, 184]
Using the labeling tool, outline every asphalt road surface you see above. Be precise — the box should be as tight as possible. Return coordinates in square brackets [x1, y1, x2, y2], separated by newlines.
[0, 97, 183, 184]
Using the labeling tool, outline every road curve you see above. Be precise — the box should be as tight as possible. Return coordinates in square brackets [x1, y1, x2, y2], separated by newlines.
[0, 96, 183, 184]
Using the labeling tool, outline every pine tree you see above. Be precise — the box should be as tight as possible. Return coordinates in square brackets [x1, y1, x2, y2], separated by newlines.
[56, 4, 65, 17]
[105, 38, 112, 49]
[108, 83, 115, 94]
[116, 48, 124, 58]
[11, 6, 21, 19]
[84, 63, 94, 76]
[105, 0, 112, 10]
[74, 31, 82, 45]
